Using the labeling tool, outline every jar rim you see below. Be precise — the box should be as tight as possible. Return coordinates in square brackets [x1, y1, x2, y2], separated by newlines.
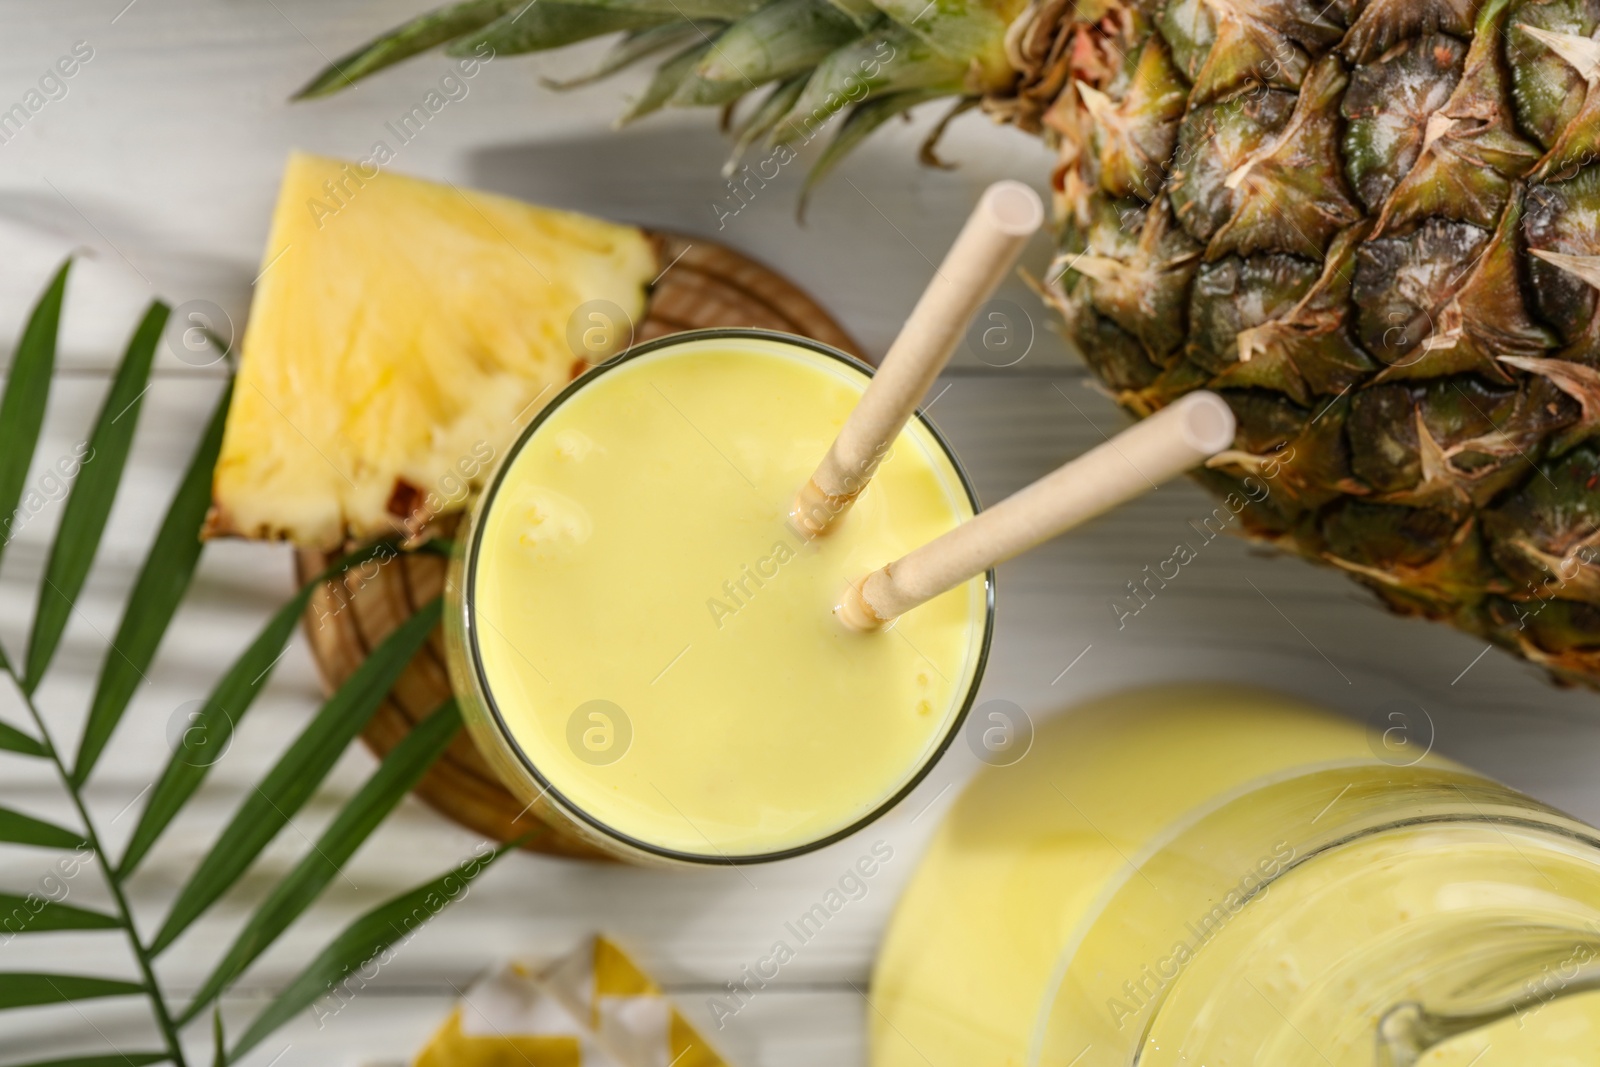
[1030, 759, 1600, 1065]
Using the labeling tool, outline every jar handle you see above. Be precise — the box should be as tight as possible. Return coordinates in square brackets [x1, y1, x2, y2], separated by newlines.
[1377, 960, 1600, 1066]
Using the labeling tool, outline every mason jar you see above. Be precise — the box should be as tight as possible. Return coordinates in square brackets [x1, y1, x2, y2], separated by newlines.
[873, 684, 1600, 1065]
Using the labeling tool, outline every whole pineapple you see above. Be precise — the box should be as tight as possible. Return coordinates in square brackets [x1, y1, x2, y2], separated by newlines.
[300, 0, 1600, 687]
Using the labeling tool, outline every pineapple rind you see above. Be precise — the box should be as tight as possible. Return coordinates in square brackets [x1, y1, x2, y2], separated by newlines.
[209, 152, 656, 549]
[1035, 0, 1600, 687]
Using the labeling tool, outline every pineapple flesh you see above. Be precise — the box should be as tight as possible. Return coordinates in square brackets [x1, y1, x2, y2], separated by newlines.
[299, 0, 1600, 687]
[209, 152, 657, 549]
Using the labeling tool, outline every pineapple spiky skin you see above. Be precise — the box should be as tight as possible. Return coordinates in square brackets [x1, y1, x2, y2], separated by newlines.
[1026, 0, 1600, 687]
[208, 152, 656, 549]
[300, 0, 1600, 686]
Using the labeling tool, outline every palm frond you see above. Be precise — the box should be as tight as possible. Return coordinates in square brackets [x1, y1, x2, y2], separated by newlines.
[178, 699, 464, 1023]
[229, 837, 521, 1061]
[0, 718, 47, 758]
[2, 1054, 168, 1067]
[23, 302, 166, 694]
[0, 260, 70, 575]
[116, 538, 413, 878]
[0, 974, 144, 1012]
[149, 601, 444, 955]
[0, 892, 119, 932]
[0, 806, 86, 850]
[73, 379, 232, 785]
[0, 264, 509, 1065]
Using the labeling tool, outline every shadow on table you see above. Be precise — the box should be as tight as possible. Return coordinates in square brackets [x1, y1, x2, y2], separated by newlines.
[467, 124, 741, 237]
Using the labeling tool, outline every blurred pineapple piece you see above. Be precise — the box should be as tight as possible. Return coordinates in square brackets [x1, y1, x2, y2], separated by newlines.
[208, 151, 656, 548]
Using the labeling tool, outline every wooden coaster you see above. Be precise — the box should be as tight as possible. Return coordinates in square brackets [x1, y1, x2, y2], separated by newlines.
[294, 234, 863, 859]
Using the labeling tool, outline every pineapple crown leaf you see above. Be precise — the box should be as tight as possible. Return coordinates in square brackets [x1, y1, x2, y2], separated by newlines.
[292, 0, 518, 99]
[0, 266, 498, 1065]
[797, 87, 956, 219]
[725, 73, 810, 175]
[296, 0, 997, 198]
[452, 2, 677, 59]
[539, 21, 714, 91]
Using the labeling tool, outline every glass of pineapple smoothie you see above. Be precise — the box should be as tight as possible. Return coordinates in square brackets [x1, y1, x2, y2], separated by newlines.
[873, 685, 1600, 1067]
[444, 329, 992, 864]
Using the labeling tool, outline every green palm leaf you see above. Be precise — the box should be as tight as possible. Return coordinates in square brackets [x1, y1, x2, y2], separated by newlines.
[0, 259, 70, 576]
[0, 718, 47, 758]
[0, 807, 86, 850]
[211, 1006, 226, 1067]
[0, 1055, 167, 1067]
[149, 600, 443, 955]
[0, 974, 143, 1011]
[0, 894, 119, 933]
[178, 699, 463, 1023]
[115, 588, 304, 879]
[0, 252, 499, 1067]
[231, 839, 519, 1061]
[73, 380, 231, 786]
[117, 539, 411, 878]
[23, 303, 168, 694]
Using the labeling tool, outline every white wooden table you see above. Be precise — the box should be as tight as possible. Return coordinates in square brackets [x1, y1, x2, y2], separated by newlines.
[2, 2, 1597, 1063]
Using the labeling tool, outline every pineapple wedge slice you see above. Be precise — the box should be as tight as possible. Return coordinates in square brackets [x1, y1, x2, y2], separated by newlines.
[208, 151, 656, 548]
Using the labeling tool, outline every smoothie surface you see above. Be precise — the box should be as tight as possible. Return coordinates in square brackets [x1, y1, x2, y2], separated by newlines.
[470, 336, 987, 858]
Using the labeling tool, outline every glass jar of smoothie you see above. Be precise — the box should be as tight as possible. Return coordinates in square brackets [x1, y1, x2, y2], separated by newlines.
[873, 685, 1600, 1066]
[444, 329, 993, 864]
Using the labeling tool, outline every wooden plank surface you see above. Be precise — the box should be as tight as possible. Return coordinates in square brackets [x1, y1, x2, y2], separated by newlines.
[0, 0, 1067, 376]
[1, 2, 1598, 1065]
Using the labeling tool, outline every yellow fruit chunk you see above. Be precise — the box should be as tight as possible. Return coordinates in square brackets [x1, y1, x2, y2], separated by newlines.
[208, 151, 656, 548]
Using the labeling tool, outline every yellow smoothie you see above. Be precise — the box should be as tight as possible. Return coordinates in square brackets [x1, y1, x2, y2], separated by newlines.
[873, 686, 1600, 1065]
[459, 334, 988, 860]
